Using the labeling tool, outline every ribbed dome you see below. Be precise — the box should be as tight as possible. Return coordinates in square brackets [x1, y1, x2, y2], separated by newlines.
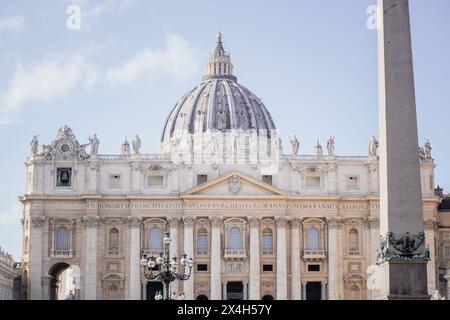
[161, 33, 276, 143]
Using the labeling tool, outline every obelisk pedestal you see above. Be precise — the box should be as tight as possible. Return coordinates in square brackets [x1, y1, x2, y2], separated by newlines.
[376, 0, 430, 300]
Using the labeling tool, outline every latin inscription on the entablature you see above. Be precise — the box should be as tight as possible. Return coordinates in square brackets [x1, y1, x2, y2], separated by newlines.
[89, 201, 380, 212]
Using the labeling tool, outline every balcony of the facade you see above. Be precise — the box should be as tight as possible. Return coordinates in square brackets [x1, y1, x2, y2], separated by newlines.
[223, 249, 247, 260]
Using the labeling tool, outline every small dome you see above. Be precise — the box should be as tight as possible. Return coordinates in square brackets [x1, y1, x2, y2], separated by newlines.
[161, 34, 277, 144]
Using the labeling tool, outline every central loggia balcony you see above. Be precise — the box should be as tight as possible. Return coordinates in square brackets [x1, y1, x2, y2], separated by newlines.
[302, 249, 327, 261]
[223, 249, 247, 259]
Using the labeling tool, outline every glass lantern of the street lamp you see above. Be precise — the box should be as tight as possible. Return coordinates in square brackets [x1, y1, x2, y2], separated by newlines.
[171, 292, 177, 300]
[156, 255, 163, 265]
[179, 257, 186, 266]
[187, 258, 194, 268]
[148, 259, 156, 268]
[140, 257, 148, 266]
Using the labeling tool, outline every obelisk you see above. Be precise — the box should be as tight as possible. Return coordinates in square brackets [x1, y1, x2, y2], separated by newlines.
[376, 0, 430, 299]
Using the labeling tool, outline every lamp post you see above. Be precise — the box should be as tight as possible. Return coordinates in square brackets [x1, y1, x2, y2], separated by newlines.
[140, 232, 194, 300]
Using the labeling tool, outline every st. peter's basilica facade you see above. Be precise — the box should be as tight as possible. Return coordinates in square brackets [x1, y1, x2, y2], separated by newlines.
[20, 34, 450, 300]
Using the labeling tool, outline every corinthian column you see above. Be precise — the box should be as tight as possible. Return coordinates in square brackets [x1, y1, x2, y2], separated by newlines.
[290, 218, 302, 300]
[248, 217, 260, 300]
[29, 216, 47, 300]
[327, 217, 342, 300]
[81, 216, 100, 300]
[275, 216, 288, 300]
[182, 217, 196, 300]
[210, 216, 222, 300]
[168, 216, 181, 294]
[424, 218, 437, 293]
[125, 217, 142, 300]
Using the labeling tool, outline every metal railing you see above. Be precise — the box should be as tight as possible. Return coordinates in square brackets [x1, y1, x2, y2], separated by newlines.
[107, 248, 120, 256]
[52, 250, 72, 257]
[143, 249, 163, 256]
[302, 250, 327, 258]
[97, 154, 170, 161]
[196, 250, 209, 256]
[348, 250, 360, 256]
[224, 249, 247, 258]
[285, 155, 370, 162]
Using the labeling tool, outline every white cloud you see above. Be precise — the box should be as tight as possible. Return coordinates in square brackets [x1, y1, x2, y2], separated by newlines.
[106, 34, 200, 87]
[0, 53, 98, 124]
[0, 15, 25, 32]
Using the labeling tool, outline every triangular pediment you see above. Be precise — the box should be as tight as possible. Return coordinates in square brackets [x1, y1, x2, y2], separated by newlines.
[182, 171, 288, 198]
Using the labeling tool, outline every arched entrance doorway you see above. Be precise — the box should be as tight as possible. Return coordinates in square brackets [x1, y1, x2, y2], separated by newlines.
[196, 294, 208, 300]
[49, 263, 80, 300]
[261, 294, 274, 300]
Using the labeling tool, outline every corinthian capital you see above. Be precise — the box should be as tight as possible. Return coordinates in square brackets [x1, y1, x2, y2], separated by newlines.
[167, 216, 181, 227]
[31, 216, 47, 228]
[326, 217, 343, 227]
[290, 217, 302, 227]
[81, 216, 101, 227]
[248, 217, 261, 227]
[182, 216, 196, 226]
[424, 218, 437, 228]
[209, 216, 223, 227]
[275, 216, 290, 227]
[123, 216, 142, 228]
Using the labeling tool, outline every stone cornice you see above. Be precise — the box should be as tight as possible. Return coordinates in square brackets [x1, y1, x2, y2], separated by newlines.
[326, 217, 344, 227]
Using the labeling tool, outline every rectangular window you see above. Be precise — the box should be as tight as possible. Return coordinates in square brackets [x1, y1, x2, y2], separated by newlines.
[197, 174, 208, 185]
[308, 264, 320, 272]
[197, 264, 208, 272]
[148, 175, 164, 187]
[56, 168, 72, 187]
[197, 234, 208, 254]
[262, 175, 273, 185]
[304, 176, 321, 188]
[443, 233, 450, 241]
[109, 175, 121, 188]
[346, 176, 359, 190]
[444, 245, 450, 258]
[262, 264, 273, 272]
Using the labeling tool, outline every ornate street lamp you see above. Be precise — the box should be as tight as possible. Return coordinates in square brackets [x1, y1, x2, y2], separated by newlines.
[140, 232, 194, 300]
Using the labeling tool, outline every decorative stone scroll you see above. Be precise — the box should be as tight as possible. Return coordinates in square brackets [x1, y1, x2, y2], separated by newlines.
[81, 216, 101, 227]
[290, 217, 302, 227]
[376, 231, 430, 263]
[123, 216, 142, 228]
[424, 218, 437, 228]
[31, 216, 47, 228]
[41, 126, 90, 161]
[362, 217, 380, 229]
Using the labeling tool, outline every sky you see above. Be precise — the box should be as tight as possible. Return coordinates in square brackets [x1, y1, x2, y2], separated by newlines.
[0, 0, 449, 260]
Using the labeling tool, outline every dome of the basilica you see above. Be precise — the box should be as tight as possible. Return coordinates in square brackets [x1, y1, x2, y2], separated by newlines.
[161, 33, 277, 144]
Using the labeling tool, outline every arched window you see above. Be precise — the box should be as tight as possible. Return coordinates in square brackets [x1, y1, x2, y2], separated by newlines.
[262, 294, 274, 300]
[349, 229, 359, 253]
[228, 227, 242, 250]
[108, 284, 119, 300]
[56, 227, 69, 251]
[196, 294, 208, 300]
[148, 227, 162, 251]
[109, 228, 120, 254]
[349, 285, 361, 300]
[197, 228, 208, 254]
[262, 229, 273, 253]
[307, 228, 319, 251]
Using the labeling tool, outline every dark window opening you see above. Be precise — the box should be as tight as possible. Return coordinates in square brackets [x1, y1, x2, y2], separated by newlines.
[197, 264, 208, 272]
[262, 264, 273, 272]
[262, 175, 272, 185]
[197, 174, 208, 185]
[308, 264, 320, 272]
